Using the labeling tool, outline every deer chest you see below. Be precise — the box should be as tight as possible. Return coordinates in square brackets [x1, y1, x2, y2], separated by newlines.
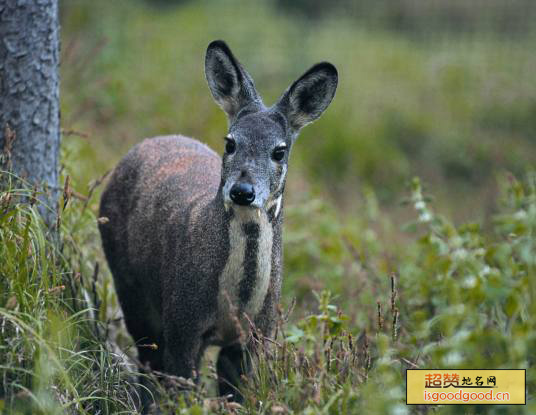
[216, 210, 273, 343]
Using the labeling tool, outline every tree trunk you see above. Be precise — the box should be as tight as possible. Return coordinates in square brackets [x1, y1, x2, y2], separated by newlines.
[0, 0, 60, 225]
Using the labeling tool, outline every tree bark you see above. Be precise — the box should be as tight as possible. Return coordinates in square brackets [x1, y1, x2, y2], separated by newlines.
[0, 0, 60, 225]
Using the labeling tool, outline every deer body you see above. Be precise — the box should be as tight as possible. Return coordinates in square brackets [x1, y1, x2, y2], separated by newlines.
[99, 41, 337, 401]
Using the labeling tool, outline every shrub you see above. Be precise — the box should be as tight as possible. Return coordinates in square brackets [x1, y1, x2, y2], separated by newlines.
[1, 167, 534, 414]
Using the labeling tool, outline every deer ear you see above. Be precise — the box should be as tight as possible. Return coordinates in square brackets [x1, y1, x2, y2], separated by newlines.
[205, 40, 261, 122]
[276, 62, 338, 133]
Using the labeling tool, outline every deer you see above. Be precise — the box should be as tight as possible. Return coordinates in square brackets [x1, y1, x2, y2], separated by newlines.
[98, 40, 337, 402]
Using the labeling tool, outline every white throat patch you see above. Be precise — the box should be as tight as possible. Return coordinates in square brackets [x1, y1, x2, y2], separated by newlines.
[217, 207, 273, 344]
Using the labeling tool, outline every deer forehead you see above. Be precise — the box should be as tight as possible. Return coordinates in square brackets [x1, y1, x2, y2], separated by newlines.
[229, 112, 289, 148]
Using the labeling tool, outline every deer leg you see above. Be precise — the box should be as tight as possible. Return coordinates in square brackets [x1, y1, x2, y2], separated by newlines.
[216, 343, 251, 402]
[163, 326, 205, 382]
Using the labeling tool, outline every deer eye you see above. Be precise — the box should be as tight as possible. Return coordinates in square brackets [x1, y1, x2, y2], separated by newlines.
[272, 146, 286, 162]
[225, 138, 236, 154]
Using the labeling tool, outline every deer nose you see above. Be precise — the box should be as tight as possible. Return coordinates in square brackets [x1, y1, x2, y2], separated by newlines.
[230, 183, 255, 206]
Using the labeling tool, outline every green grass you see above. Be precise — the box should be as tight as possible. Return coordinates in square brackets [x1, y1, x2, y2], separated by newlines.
[1, 170, 535, 414]
[1, 0, 536, 413]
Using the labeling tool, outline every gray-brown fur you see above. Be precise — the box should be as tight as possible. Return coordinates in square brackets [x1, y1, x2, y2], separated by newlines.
[99, 40, 337, 404]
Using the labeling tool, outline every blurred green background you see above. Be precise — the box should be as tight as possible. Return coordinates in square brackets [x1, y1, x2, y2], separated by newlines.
[59, 0, 536, 320]
[60, 0, 536, 222]
[2, 1, 535, 413]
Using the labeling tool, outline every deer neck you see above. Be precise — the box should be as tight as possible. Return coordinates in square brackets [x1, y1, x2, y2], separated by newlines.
[214, 188, 282, 341]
